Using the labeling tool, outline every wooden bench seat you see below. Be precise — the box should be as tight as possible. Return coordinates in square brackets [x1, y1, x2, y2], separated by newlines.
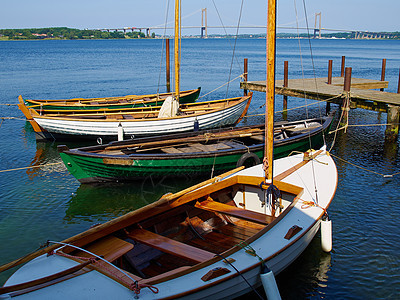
[127, 228, 215, 264]
[195, 198, 274, 225]
[71, 235, 134, 262]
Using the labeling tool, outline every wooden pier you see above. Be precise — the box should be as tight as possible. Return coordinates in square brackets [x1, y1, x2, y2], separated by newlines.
[240, 58, 400, 141]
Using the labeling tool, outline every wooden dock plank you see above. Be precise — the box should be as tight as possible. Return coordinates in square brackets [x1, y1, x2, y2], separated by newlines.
[240, 77, 400, 109]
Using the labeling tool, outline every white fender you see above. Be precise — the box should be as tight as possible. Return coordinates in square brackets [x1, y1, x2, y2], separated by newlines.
[321, 217, 332, 252]
[117, 122, 124, 141]
[260, 265, 281, 300]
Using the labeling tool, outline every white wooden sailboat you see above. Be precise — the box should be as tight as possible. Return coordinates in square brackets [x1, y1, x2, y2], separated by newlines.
[0, 0, 338, 298]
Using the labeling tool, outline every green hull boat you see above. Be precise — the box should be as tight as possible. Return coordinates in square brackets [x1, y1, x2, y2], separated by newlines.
[58, 113, 334, 183]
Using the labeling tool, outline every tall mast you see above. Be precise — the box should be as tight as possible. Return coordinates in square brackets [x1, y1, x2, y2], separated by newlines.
[265, 0, 276, 182]
[174, 0, 180, 101]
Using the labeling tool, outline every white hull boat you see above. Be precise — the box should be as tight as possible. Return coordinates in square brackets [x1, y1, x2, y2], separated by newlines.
[27, 95, 252, 141]
[1, 148, 337, 299]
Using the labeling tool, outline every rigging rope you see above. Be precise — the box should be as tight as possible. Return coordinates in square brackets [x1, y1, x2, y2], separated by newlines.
[156, 0, 171, 96]
[208, 0, 245, 179]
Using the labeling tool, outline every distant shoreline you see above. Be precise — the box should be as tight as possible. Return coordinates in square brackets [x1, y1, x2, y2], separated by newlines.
[1, 27, 399, 41]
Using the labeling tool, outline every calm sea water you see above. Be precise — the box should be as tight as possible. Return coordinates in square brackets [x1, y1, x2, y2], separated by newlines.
[0, 38, 399, 299]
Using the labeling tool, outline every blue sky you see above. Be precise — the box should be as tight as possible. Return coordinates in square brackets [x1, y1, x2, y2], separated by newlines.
[1, 0, 398, 34]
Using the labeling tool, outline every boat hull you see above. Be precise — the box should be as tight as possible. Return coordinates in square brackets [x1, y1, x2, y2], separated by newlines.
[2, 150, 338, 299]
[32, 95, 251, 141]
[59, 114, 333, 183]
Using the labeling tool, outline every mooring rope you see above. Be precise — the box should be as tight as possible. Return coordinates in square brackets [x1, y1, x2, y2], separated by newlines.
[244, 94, 342, 119]
[198, 73, 244, 100]
[329, 122, 400, 134]
[0, 116, 25, 121]
[0, 162, 63, 173]
[330, 153, 400, 178]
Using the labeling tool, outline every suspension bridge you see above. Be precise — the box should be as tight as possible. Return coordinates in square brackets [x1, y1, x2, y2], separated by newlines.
[95, 10, 398, 39]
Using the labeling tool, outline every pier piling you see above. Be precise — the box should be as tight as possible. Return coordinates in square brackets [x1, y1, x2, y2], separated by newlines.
[385, 105, 400, 142]
[344, 67, 352, 92]
[166, 39, 171, 92]
[328, 60, 333, 84]
[341, 56, 346, 77]
[283, 61, 288, 119]
[244, 58, 248, 96]
[240, 58, 399, 142]
[397, 68, 400, 94]
[381, 59, 386, 91]
[341, 67, 352, 129]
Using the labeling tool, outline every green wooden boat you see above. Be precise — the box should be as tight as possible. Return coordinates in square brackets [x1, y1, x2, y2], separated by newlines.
[58, 112, 334, 183]
[19, 87, 200, 112]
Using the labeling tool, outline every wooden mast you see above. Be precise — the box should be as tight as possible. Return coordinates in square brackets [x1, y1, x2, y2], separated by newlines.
[265, 0, 276, 182]
[174, 0, 180, 101]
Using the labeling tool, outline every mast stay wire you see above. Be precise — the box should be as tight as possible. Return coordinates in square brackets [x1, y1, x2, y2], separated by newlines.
[211, 0, 245, 89]
[156, 0, 171, 96]
[209, 0, 245, 179]
[292, 0, 326, 204]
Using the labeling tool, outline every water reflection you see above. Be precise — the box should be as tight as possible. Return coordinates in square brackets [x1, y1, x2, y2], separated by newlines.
[64, 174, 206, 224]
[26, 142, 64, 179]
[274, 236, 331, 299]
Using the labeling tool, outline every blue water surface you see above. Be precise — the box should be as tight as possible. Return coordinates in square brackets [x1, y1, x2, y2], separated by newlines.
[0, 38, 399, 299]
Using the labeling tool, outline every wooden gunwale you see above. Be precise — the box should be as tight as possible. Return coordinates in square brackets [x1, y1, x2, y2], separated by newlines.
[22, 88, 200, 107]
[30, 95, 251, 122]
[0, 167, 243, 274]
[29, 95, 245, 115]
[82, 113, 332, 153]
[64, 116, 331, 162]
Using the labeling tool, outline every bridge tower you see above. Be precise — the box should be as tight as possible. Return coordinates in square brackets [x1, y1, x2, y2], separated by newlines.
[314, 12, 322, 39]
[201, 8, 208, 38]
